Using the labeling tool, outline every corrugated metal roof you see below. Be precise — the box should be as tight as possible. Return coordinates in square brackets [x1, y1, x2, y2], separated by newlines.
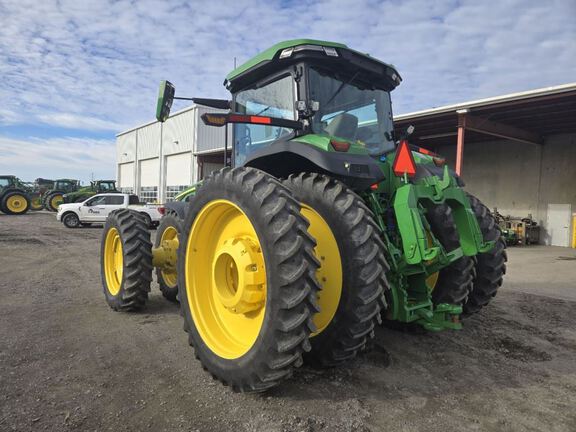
[395, 83, 576, 121]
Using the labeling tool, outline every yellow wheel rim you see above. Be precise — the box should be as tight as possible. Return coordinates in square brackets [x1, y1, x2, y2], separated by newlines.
[31, 196, 43, 210]
[425, 230, 440, 291]
[185, 199, 267, 359]
[6, 195, 28, 213]
[50, 194, 63, 209]
[104, 228, 123, 296]
[160, 226, 179, 288]
[301, 204, 342, 337]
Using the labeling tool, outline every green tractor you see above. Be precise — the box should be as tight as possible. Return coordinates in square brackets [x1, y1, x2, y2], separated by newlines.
[28, 178, 56, 211]
[43, 179, 80, 212]
[100, 39, 507, 392]
[0, 175, 33, 215]
[62, 180, 119, 204]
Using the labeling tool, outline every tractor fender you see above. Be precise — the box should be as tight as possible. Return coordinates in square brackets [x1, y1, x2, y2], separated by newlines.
[163, 201, 188, 221]
[243, 140, 385, 190]
[414, 164, 465, 187]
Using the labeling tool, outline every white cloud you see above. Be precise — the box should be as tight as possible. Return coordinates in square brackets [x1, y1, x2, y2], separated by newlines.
[0, 0, 574, 179]
[0, 135, 115, 182]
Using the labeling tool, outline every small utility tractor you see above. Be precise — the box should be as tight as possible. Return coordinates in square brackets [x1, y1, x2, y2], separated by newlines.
[0, 175, 34, 215]
[62, 180, 119, 204]
[100, 40, 507, 392]
[43, 179, 80, 212]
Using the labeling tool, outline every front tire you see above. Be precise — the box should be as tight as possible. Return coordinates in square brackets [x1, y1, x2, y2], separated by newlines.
[45, 192, 64, 212]
[62, 212, 81, 228]
[101, 209, 153, 311]
[284, 173, 389, 367]
[177, 167, 320, 392]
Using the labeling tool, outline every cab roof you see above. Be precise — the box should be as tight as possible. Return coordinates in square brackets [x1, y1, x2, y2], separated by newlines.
[225, 39, 402, 93]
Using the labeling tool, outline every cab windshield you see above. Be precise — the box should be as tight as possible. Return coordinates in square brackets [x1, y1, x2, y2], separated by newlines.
[233, 74, 296, 166]
[308, 67, 395, 155]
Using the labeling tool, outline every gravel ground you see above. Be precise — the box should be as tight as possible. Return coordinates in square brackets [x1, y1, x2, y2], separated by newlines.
[1, 212, 576, 432]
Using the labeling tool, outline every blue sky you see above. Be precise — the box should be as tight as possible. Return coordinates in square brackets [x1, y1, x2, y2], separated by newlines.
[1, 0, 575, 182]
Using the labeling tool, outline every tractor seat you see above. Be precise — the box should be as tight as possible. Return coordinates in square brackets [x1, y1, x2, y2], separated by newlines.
[324, 113, 358, 141]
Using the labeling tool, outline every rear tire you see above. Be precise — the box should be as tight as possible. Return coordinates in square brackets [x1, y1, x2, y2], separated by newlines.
[101, 209, 153, 311]
[155, 212, 182, 302]
[1, 191, 30, 215]
[464, 194, 507, 315]
[426, 204, 474, 306]
[177, 167, 320, 392]
[284, 173, 389, 367]
[45, 192, 64, 212]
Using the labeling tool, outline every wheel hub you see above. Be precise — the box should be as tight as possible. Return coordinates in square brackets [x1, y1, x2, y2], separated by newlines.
[213, 237, 265, 314]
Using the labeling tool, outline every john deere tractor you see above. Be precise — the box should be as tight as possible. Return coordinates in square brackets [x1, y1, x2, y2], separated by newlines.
[100, 40, 506, 392]
[43, 179, 80, 211]
[0, 175, 33, 215]
[62, 180, 119, 204]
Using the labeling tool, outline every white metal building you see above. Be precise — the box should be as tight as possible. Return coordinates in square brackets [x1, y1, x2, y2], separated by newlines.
[116, 105, 230, 203]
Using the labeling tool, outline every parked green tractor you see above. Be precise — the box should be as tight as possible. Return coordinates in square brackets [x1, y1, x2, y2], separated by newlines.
[100, 39, 506, 392]
[62, 180, 119, 204]
[43, 179, 80, 212]
[28, 178, 55, 210]
[0, 175, 33, 215]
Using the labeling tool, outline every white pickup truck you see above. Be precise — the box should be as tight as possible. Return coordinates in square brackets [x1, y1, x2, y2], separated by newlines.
[57, 193, 162, 228]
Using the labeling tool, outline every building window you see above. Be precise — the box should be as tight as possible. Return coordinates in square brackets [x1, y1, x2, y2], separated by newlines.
[165, 185, 188, 202]
[119, 187, 134, 194]
[140, 186, 158, 203]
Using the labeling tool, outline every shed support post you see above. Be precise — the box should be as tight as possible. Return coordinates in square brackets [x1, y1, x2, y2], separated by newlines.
[456, 113, 466, 176]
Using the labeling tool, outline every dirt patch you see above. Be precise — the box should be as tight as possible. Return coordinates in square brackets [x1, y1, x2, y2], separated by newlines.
[1, 214, 576, 432]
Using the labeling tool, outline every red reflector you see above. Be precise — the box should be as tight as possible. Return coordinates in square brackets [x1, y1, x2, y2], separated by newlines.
[330, 140, 350, 152]
[433, 157, 445, 167]
[370, 183, 379, 191]
[392, 140, 417, 178]
[158, 206, 165, 215]
[250, 116, 272, 124]
[228, 114, 249, 123]
[418, 147, 432, 155]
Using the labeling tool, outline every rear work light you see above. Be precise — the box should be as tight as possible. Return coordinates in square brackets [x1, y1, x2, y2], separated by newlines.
[392, 140, 417, 178]
[330, 139, 350, 152]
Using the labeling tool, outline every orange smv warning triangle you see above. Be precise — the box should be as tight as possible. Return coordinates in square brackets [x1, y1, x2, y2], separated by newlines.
[392, 140, 417, 178]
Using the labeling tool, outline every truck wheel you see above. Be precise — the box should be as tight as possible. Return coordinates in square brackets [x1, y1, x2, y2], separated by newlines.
[155, 212, 181, 302]
[1, 191, 30, 215]
[284, 173, 389, 367]
[177, 167, 320, 392]
[464, 194, 507, 315]
[62, 212, 81, 228]
[426, 204, 474, 306]
[101, 209, 152, 311]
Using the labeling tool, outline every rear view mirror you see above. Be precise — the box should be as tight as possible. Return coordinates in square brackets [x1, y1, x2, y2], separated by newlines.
[156, 80, 175, 122]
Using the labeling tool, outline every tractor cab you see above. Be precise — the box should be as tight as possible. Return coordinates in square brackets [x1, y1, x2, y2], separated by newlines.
[54, 179, 79, 192]
[226, 40, 401, 169]
[95, 180, 117, 192]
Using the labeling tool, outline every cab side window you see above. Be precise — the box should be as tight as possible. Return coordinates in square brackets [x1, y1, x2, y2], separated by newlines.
[104, 196, 125, 205]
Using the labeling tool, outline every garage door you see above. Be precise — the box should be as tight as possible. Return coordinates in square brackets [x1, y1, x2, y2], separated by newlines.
[202, 162, 224, 179]
[118, 162, 134, 193]
[165, 153, 192, 201]
[139, 158, 159, 203]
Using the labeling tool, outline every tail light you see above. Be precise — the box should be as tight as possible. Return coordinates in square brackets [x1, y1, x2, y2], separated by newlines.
[330, 139, 350, 152]
[158, 206, 166, 215]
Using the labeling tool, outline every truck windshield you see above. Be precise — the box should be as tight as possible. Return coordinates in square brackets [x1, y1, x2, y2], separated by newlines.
[308, 67, 395, 155]
[233, 75, 296, 166]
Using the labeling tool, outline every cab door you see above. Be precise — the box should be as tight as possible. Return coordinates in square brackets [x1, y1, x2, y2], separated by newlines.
[81, 195, 108, 222]
[98, 195, 125, 219]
